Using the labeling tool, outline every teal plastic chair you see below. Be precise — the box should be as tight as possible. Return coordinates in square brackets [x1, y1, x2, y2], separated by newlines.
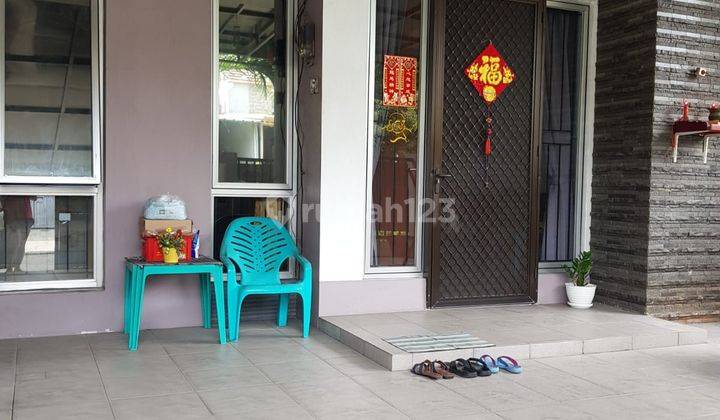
[220, 217, 312, 340]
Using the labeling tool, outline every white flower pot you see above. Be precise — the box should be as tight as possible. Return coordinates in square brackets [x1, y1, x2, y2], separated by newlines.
[565, 282, 596, 309]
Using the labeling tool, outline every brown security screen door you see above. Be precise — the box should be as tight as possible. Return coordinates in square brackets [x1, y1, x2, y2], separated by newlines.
[427, 0, 544, 306]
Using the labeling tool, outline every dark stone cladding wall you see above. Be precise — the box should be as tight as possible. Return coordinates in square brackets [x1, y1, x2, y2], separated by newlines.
[648, 0, 720, 320]
[591, 0, 658, 312]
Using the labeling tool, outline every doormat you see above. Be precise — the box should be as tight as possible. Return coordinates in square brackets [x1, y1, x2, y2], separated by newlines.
[384, 333, 495, 353]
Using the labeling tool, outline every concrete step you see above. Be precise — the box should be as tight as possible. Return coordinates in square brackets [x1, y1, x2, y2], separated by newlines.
[319, 304, 708, 371]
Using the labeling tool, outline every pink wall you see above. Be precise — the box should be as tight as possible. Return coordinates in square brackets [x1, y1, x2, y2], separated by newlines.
[0, 0, 213, 338]
[537, 272, 568, 304]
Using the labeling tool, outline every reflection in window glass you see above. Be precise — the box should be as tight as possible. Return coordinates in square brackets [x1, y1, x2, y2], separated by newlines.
[4, 0, 94, 177]
[217, 0, 287, 184]
[539, 8, 582, 262]
[0, 195, 93, 282]
[370, 0, 423, 267]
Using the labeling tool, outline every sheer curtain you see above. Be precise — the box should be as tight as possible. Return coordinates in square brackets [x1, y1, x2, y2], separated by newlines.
[540, 8, 581, 262]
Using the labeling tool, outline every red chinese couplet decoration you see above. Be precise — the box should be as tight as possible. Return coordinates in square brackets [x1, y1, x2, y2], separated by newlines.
[383, 55, 418, 108]
[465, 43, 515, 104]
[465, 43, 515, 156]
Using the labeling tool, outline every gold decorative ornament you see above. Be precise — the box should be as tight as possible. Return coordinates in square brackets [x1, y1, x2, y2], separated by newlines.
[382, 111, 418, 144]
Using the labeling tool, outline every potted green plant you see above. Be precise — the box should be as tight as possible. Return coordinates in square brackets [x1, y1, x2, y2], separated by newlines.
[156, 227, 185, 264]
[562, 251, 595, 309]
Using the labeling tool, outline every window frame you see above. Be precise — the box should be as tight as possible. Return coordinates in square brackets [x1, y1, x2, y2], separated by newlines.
[211, 0, 296, 191]
[364, 0, 429, 275]
[0, 0, 104, 292]
[0, 0, 103, 185]
[210, 0, 298, 278]
[0, 184, 104, 292]
[539, 0, 596, 270]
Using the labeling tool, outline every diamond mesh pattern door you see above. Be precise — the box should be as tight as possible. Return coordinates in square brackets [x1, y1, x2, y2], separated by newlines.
[430, 0, 542, 306]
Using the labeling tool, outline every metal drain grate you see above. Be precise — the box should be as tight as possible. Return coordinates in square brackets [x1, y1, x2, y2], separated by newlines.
[384, 333, 495, 353]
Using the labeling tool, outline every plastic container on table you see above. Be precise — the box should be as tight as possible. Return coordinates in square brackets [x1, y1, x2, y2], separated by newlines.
[142, 235, 193, 262]
[143, 195, 187, 220]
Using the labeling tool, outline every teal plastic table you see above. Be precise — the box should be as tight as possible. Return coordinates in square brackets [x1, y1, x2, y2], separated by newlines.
[124, 256, 227, 351]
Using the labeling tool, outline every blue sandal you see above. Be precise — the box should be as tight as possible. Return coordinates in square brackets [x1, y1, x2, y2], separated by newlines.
[497, 356, 523, 374]
[479, 355, 499, 374]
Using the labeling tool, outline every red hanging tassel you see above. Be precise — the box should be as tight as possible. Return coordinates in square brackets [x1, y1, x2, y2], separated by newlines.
[484, 116, 493, 156]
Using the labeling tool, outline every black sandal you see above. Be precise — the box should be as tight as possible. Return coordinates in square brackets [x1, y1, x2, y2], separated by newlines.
[467, 357, 493, 377]
[447, 359, 478, 378]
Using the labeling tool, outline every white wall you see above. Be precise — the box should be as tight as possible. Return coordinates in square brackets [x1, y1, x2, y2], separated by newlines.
[319, 0, 371, 284]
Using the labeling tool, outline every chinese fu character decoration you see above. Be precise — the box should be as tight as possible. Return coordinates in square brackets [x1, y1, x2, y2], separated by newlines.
[465, 42, 515, 156]
[383, 55, 418, 108]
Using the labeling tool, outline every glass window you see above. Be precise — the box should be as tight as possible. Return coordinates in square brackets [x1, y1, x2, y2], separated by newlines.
[0, 194, 93, 283]
[216, 0, 288, 186]
[0, 0, 102, 292]
[369, 0, 424, 269]
[539, 7, 584, 262]
[3, 0, 95, 179]
[212, 1, 296, 283]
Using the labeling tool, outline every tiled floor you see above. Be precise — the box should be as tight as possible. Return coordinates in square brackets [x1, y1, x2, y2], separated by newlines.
[1, 320, 719, 419]
[319, 303, 709, 370]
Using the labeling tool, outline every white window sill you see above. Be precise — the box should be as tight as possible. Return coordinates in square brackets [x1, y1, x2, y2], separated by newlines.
[538, 263, 568, 274]
[363, 272, 425, 280]
[0, 279, 101, 294]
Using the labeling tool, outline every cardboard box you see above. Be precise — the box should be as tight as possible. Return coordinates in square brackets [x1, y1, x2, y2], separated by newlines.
[140, 219, 192, 236]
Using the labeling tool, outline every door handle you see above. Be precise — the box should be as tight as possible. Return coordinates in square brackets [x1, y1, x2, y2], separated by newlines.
[431, 168, 452, 179]
[431, 169, 452, 194]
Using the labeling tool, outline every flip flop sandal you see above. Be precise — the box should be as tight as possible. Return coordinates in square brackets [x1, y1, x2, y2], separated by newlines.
[479, 355, 500, 374]
[411, 360, 443, 380]
[497, 356, 523, 374]
[447, 359, 478, 378]
[467, 357, 493, 377]
[432, 360, 455, 379]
